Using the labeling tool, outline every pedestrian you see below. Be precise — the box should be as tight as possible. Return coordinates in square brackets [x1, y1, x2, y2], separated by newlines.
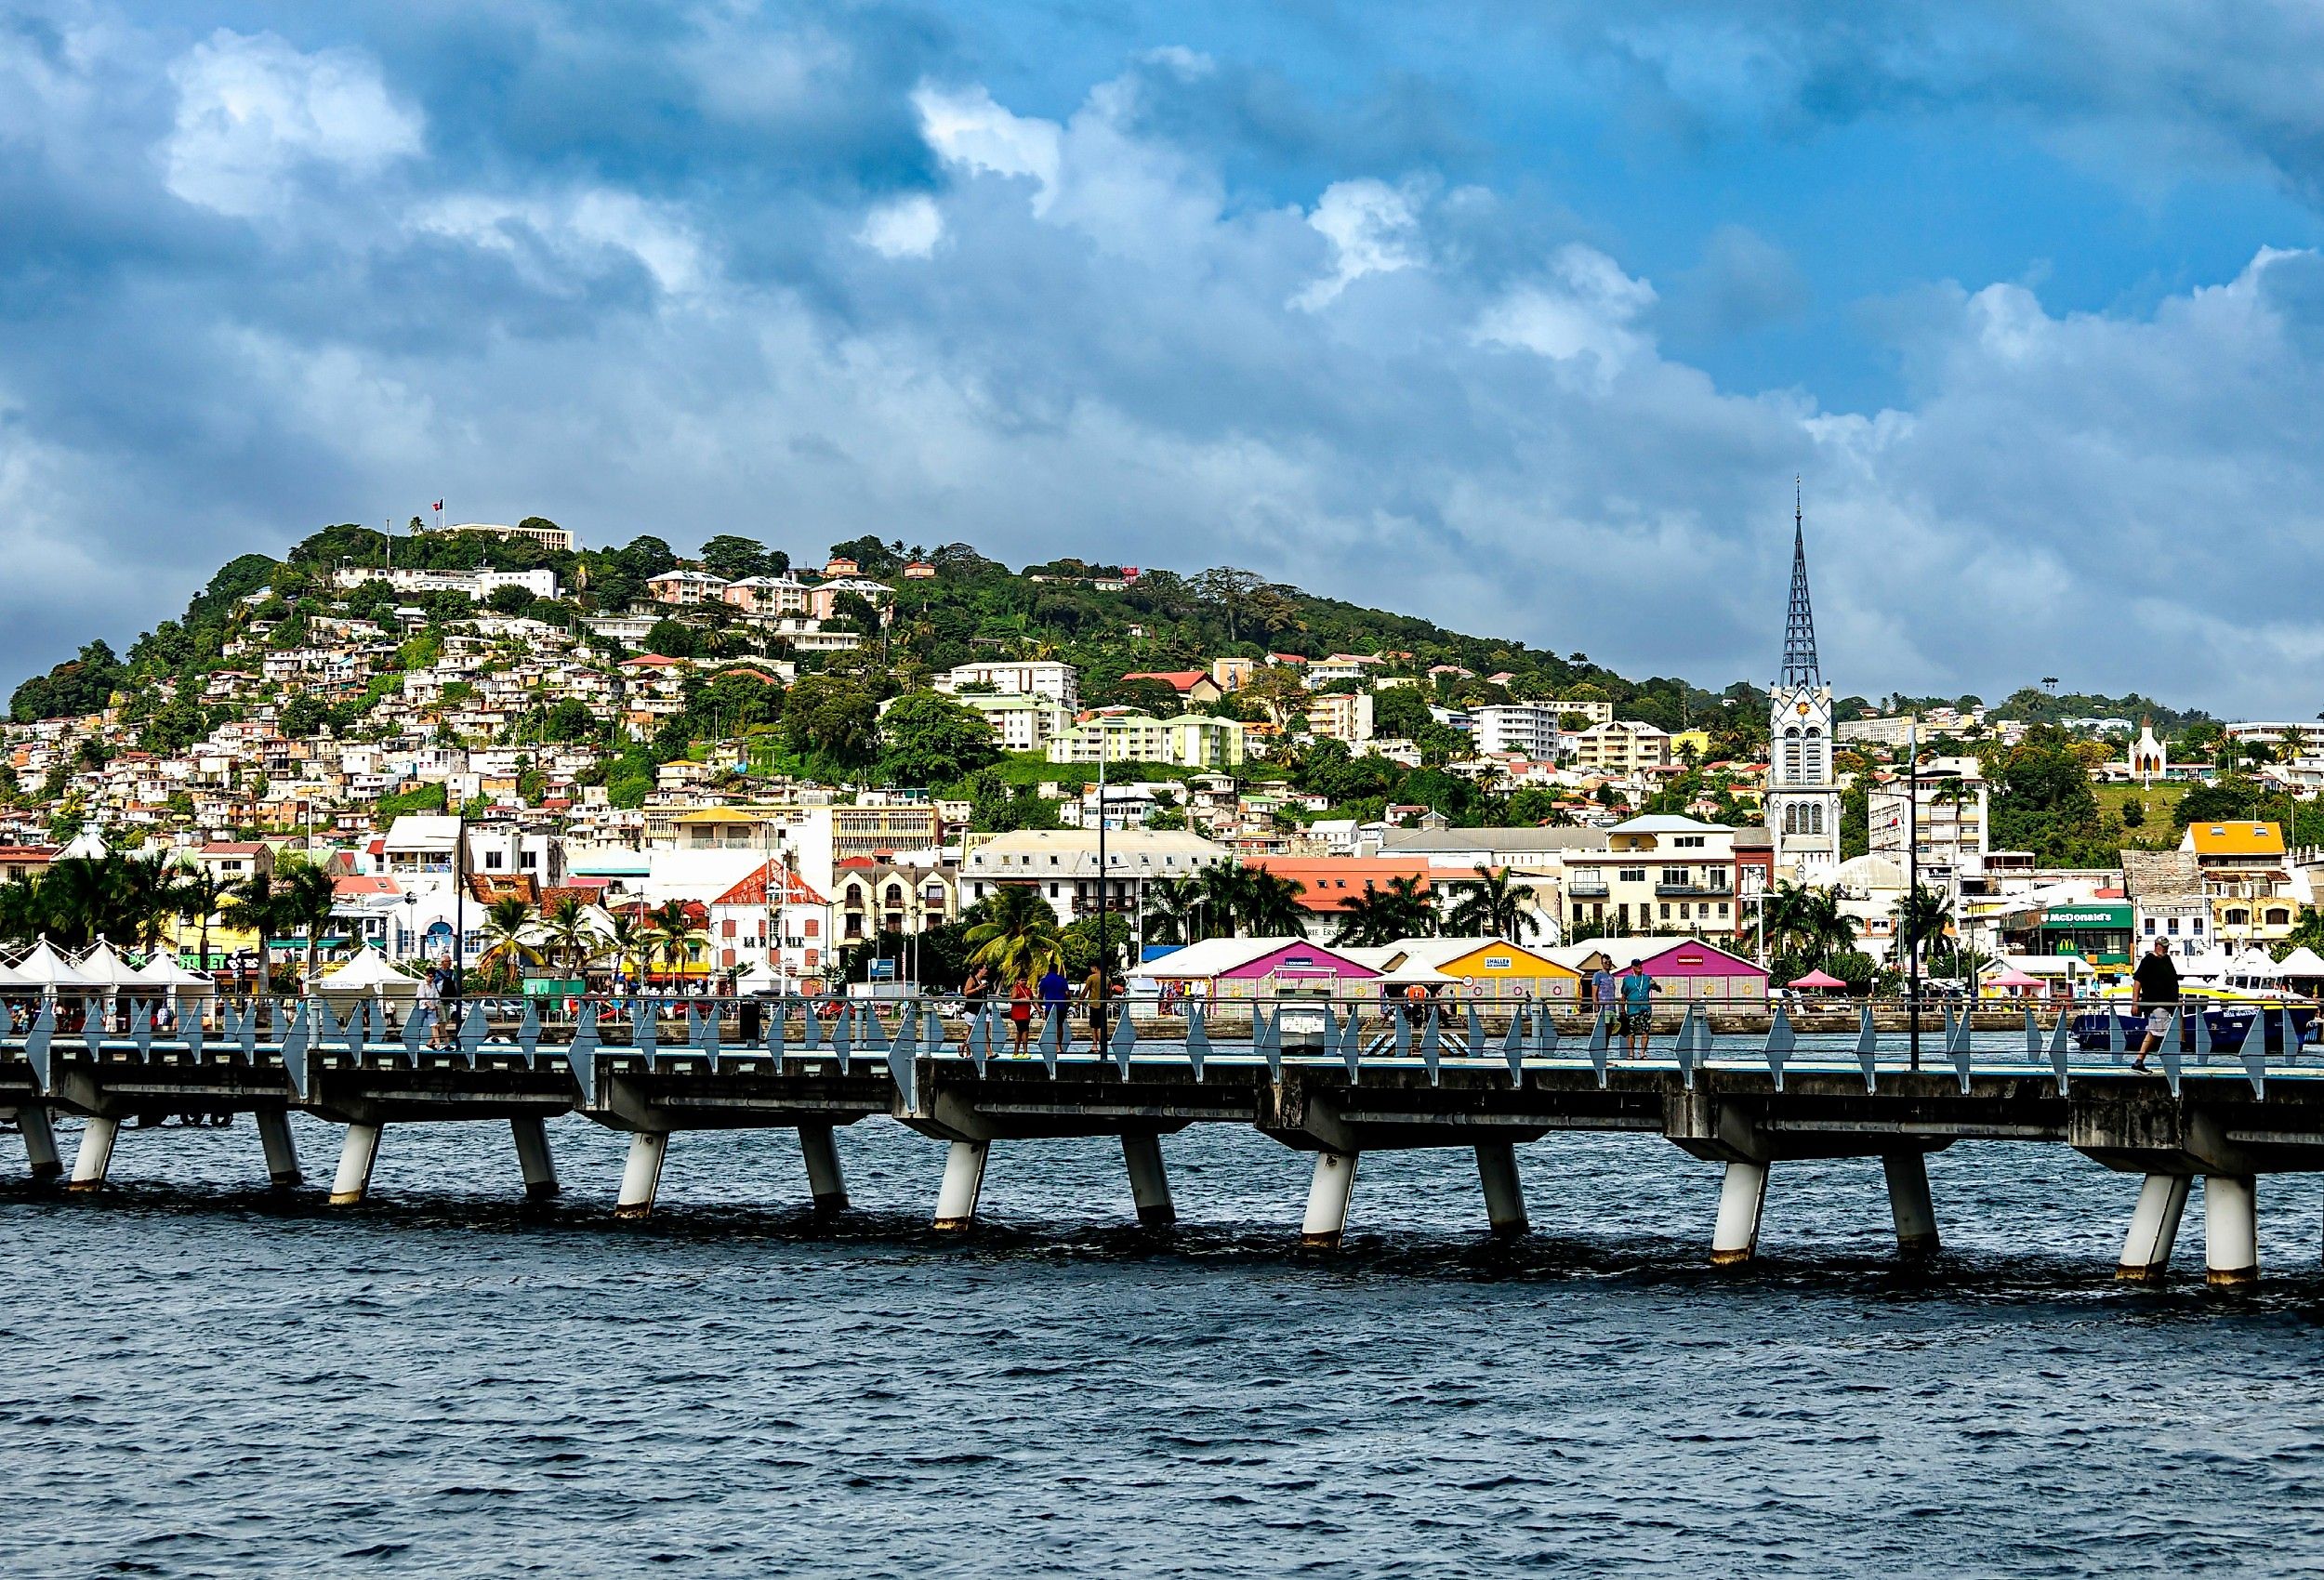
[962, 963, 990, 1020]
[1080, 955, 1111, 1055]
[1008, 977, 1034, 1056]
[1592, 963, 1618, 1034]
[1038, 960, 1071, 1047]
[416, 960, 442, 1047]
[1619, 960, 1656, 1059]
[2131, 936, 2179, 1073]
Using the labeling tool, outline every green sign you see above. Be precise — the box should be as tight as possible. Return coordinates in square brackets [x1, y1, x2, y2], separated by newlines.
[2040, 904, 2132, 929]
[522, 977, 588, 996]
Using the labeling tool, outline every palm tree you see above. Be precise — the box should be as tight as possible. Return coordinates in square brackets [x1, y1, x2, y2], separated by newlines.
[1332, 877, 1433, 947]
[0, 874, 46, 947]
[1141, 875, 1202, 947]
[1241, 870, 1309, 937]
[1894, 884, 1950, 972]
[169, 864, 231, 974]
[535, 893, 601, 977]
[1194, 862, 1252, 940]
[1446, 864, 1529, 940]
[219, 869, 285, 1006]
[647, 899, 705, 984]
[965, 886, 1064, 985]
[275, 861, 341, 989]
[602, 910, 652, 985]
[112, 851, 178, 956]
[1763, 882, 1857, 965]
[40, 855, 112, 950]
[477, 897, 543, 987]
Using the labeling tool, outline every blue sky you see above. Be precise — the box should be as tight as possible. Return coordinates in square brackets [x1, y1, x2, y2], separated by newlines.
[8, 1, 2324, 711]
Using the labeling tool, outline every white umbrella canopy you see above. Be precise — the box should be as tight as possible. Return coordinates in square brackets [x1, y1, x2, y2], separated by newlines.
[317, 945, 419, 1001]
[73, 938, 142, 990]
[130, 952, 216, 994]
[2276, 945, 2324, 979]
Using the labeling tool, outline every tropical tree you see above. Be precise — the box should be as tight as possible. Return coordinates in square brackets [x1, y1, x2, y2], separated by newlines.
[602, 910, 652, 984]
[39, 855, 112, 950]
[1140, 875, 1202, 947]
[1893, 884, 1951, 972]
[535, 893, 601, 977]
[170, 863, 231, 973]
[1333, 876, 1434, 947]
[1194, 862, 1252, 940]
[647, 899, 705, 982]
[1446, 864, 1531, 940]
[219, 869, 286, 1005]
[1240, 870, 1309, 937]
[1762, 882, 1856, 966]
[0, 874, 45, 946]
[112, 851, 178, 955]
[964, 886, 1065, 985]
[275, 860, 341, 987]
[477, 897, 543, 986]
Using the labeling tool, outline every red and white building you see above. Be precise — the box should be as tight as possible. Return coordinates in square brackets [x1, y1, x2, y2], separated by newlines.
[708, 861, 833, 986]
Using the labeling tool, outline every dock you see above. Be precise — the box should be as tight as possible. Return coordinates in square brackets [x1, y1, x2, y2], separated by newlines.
[4, 994, 2317, 1286]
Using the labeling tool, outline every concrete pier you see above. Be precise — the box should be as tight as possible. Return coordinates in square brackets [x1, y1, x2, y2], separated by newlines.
[932, 1139, 989, 1230]
[17, 1104, 61, 1180]
[1122, 1133, 1175, 1228]
[329, 1123, 383, 1205]
[2204, 1175, 2259, 1288]
[1882, 1152, 1939, 1257]
[1710, 1160, 1769, 1265]
[614, 1132, 668, 1218]
[1474, 1141, 1528, 1237]
[510, 1116, 560, 1199]
[798, 1124, 848, 1213]
[2115, 1173, 2189, 1282]
[67, 1115, 120, 1193]
[1301, 1150, 1359, 1248]
[256, 1111, 302, 1188]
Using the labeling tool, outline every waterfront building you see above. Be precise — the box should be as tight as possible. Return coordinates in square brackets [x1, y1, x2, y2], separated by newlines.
[960, 828, 1232, 924]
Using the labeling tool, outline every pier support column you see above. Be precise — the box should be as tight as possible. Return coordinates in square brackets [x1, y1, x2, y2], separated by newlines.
[1474, 1141, 1528, 1238]
[798, 1124, 848, 1214]
[17, 1104, 61, 1181]
[329, 1124, 383, 1205]
[1710, 1160, 1769, 1266]
[2115, 1173, 2189, 1282]
[614, 1132, 668, 1219]
[67, 1116, 120, 1193]
[1301, 1150, 1359, 1249]
[1122, 1134, 1176, 1229]
[932, 1139, 989, 1231]
[509, 1116, 559, 1199]
[1882, 1152, 1939, 1257]
[256, 1111, 302, 1188]
[2204, 1175, 2259, 1288]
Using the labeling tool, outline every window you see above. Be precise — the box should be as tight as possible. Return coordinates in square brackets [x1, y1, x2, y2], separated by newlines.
[2167, 918, 2180, 934]
[1659, 903, 1670, 919]
[1619, 867, 1646, 883]
[803, 917, 818, 938]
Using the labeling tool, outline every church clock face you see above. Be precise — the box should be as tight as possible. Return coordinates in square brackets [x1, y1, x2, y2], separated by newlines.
[1795, 702, 1809, 716]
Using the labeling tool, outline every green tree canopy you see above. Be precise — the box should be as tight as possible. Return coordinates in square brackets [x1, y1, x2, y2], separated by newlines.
[878, 691, 998, 786]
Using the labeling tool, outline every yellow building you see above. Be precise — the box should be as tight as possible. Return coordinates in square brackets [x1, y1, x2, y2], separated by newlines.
[1366, 937, 1583, 1003]
[1670, 730, 1713, 760]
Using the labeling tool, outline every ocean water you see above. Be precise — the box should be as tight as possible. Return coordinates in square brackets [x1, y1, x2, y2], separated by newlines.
[3, 1108, 2321, 1577]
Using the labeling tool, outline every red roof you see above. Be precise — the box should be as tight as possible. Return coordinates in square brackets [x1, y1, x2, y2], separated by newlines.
[1242, 857, 1435, 914]
[1269, 652, 1308, 665]
[1122, 670, 1208, 691]
[202, 841, 266, 855]
[334, 875, 400, 898]
[712, 860, 828, 908]
[621, 654, 687, 668]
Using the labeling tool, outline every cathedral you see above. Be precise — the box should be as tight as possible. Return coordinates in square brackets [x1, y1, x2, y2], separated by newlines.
[1766, 489, 1841, 885]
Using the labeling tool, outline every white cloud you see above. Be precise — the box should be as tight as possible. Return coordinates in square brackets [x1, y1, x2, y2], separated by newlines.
[856, 194, 944, 258]
[1293, 178, 1425, 309]
[1472, 244, 1658, 372]
[165, 30, 422, 217]
[411, 189, 709, 297]
[914, 83, 1063, 213]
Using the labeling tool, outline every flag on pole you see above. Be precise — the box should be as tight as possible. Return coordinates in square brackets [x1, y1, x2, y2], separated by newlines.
[432, 500, 443, 512]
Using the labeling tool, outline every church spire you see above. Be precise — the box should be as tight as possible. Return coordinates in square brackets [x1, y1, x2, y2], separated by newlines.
[1781, 476, 1820, 690]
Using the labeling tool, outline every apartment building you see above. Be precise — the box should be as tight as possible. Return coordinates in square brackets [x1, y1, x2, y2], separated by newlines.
[1560, 815, 1745, 939]
[934, 660, 1081, 711]
[1469, 703, 1564, 761]
[1046, 713, 1246, 770]
[1307, 691, 1375, 744]
[1568, 719, 1672, 775]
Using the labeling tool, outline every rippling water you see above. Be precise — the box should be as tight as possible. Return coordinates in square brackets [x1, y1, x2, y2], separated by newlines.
[4, 1108, 2321, 1576]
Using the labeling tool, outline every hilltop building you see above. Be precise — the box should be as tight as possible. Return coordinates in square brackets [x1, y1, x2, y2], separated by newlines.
[1766, 487, 1841, 886]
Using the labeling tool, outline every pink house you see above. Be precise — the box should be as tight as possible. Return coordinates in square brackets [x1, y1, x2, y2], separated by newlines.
[1563, 937, 1769, 1004]
[1139, 937, 1380, 1001]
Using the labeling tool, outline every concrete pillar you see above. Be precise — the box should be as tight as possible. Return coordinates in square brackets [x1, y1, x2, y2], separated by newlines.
[798, 1124, 848, 1213]
[1474, 1141, 1528, 1237]
[256, 1110, 302, 1188]
[1122, 1133, 1176, 1229]
[509, 1116, 559, 1199]
[329, 1123, 383, 1205]
[1882, 1152, 1939, 1257]
[67, 1115, 120, 1193]
[1710, 1160, 1769, 1266]
[1301, 1150, 1359, 1249]
[2204, 1175, 2259, 1288]
[932, 1139, 990, 1231]
[2117, 1173, 2192, 1282]
[614, 1132, 668, 1219]
[17, 1104, 61, 1181]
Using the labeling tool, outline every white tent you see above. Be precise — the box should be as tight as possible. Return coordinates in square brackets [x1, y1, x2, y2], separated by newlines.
[73, 938, 142, 990]
[316, 946, 420, 1004]
[131, 952, 216, 994]
[2276, 945, 2324, 981]
[9, 938, 91, 991]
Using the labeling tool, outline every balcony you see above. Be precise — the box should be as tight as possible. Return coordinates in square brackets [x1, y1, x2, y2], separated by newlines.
[1656, 881, 1733, 898]
[1567, 881, 1610, 899]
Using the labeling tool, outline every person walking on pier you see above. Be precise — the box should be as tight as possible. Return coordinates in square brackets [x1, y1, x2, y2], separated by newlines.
[2132, 936, 2179, 1073]
[1038, 963, 1071, 1048]
[1008, 977, 1034, 1057]
[1592, 963, 1618, 1038]
[1618, 960, 1656, 1059]
[1080, 956, 1111, 1056]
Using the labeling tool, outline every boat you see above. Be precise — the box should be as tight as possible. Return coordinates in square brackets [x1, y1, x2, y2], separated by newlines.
[2068, 950, 2317, 1053]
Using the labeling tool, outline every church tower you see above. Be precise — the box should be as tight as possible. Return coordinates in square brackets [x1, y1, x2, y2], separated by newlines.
[1766, 482, 1841, 884]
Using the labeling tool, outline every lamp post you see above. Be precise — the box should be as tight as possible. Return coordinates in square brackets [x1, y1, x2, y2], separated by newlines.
[1908, 718, 1921, 1072]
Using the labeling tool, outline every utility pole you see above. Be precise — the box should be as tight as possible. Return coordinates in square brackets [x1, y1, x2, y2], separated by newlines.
[1096, 735, 1110, 1044]
[1908, 718, 1921, 1071]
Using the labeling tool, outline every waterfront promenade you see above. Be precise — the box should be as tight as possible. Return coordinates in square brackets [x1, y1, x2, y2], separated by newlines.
[5, 994, 2318, 1286]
